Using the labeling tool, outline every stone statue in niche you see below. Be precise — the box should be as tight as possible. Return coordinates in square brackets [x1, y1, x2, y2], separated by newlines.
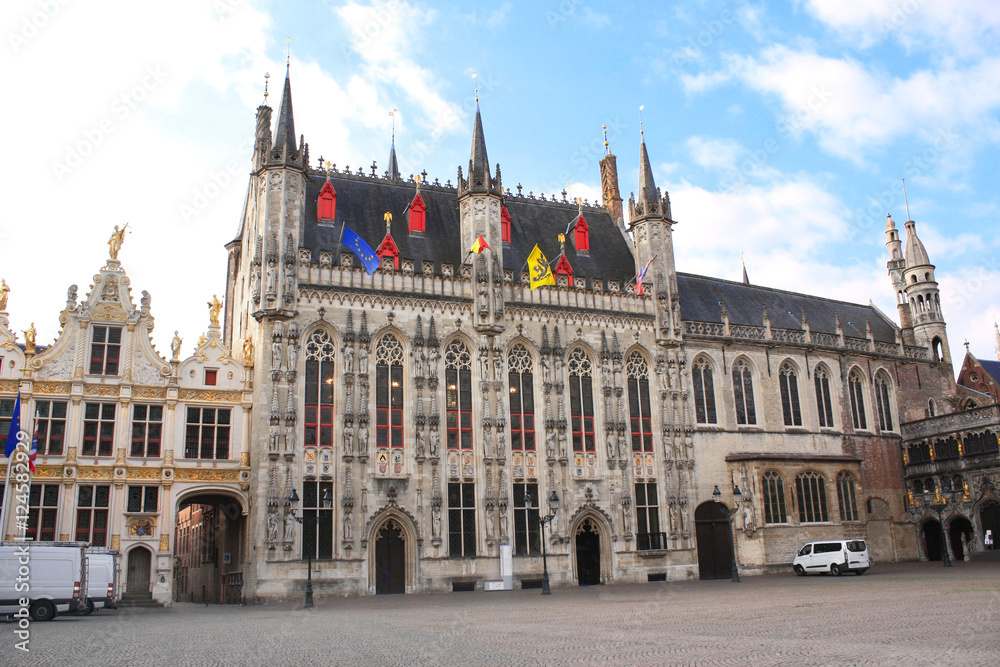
[607, 432, 616, 460]
[432, 506, 442, 538]
[283, 512, 296, 548]
[357, 424, 368, 456]
[271, 339, 282, 372]
[669, 502, 678, 534]
[429, 429, 440, 457]
[680, 501, 690, 533]
[415, 429, 425, 457]
[428, 347, 439, 376]
[358, 346, 369, 375]
[742, 502, 756, 535]
[266, 263, 277, 295]
[668, 360, 678, 391]
[250, 268, 260, 302]
[618, 434, 628, 460]
[541, 356, 551, 385]
[267, 511, 279, 546]
[478, 282, 488, 313]
[284, 263, 295, 295]
[285, 424, 295, 455]
[414, 350, 425, 378]
[343, 509, 353, 540]
[343, 423, 354, 455]
[287, 342, 298, 372]
[480, 352, 491, 382]
[344, 345, 355, 374]
[269, 422, 280, 454]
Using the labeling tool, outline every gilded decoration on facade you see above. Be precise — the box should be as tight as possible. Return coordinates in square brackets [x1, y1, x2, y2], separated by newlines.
[174, 469, 240, 482]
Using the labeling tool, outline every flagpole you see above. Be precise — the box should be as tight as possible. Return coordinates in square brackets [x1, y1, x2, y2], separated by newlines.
[333, 220, 348, 261]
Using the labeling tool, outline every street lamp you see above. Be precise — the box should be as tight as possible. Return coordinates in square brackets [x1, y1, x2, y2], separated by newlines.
[713, 484, 742, 583]
[288, 487, 334, 607]
[924, 490, 952, 567]
[525, 490, 560, 595]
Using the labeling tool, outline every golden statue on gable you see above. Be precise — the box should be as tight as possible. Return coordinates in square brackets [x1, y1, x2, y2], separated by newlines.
[208, 294, 223, 326]
[0, 279, 9, 311]
[108, 223, 129, 260]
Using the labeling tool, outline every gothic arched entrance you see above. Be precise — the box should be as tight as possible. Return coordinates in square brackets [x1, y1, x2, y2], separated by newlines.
[980, 500, 1000, 550]
[375, 520, 406, 594]
[922, 519, 944, 561]
[575, 519, 601, 586]
[949, 516, 974, 560]
[695, 501, 732, 580]
[126, 546, 152, 596]
[173, 490, 247, 604]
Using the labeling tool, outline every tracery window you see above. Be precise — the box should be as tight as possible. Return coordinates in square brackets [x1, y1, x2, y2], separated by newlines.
[778, 362, 802, 427]
[375, 334, 405, 449]
[692, 357, 717, 424]
[634, 482, 662, 550]
[848, 370, 868, 430]
[762, 471, 787, 524]
[732, 359, 757, 426]
[302, 480, 334, 560]
[626, 352, 653, 452]
[875, 372, 894, 432]
[305, 330, 337, 447]
[568, 347, 595, 452]
[836, 472, 859, 522]
[448, 482, 476, 558]
[512, 483, 540, 556]
[445, 340, 473, 450]
[796, 472, 829, 523]
[814, 365, 835, 428]
[508, 344, 535, 451]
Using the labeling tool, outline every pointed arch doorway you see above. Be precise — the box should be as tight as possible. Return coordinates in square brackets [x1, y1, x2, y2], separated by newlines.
[575, 519, 602, 586]
[695, 501, 733, 580]
[375, 520, 406, 594]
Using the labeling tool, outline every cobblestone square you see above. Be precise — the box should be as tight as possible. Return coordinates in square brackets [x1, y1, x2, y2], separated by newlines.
[7, 561, 1000, 666]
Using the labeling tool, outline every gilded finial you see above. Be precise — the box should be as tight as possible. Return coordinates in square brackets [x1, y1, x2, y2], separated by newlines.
[472, 73, 478, 102]
[389, 108, 397, 141]
[576, 197, 582, 214]
[639, 105, 645, 137]
[263, 72, 270, 101]
[602, 122, 609, 156]
[384, 212, 392, 232]
[558, 232, 566, 250]
[286, 39, 291, 69]
[325, 160, 331, 174]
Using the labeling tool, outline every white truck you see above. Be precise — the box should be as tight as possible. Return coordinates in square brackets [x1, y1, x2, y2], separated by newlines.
[0, 542, 88, 621]
[80, 547, 120, 614]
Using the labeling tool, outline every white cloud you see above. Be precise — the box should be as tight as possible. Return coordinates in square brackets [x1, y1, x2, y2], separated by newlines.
[804, 0, 1000, 56]
[686, 136, 746, 172]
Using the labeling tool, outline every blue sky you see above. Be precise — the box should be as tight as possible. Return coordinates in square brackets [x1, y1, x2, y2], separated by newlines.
[3, 0, 999, 365]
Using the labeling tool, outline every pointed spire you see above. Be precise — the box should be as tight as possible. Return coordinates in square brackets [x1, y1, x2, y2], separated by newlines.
[273, 68, 297, 156]
[637, 127, 659, 217]
[387, 108, 400, 180]
[903, 219, 931, 268]
[470, 101, 490, 190]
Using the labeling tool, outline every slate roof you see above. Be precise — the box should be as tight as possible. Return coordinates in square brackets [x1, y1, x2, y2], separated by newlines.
[979, 359, 1000, 386]
[676, 273, 898, 343]
[299, 172, 637, 287]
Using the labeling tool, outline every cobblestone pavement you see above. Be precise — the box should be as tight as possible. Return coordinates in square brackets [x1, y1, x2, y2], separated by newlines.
[5, 561, 1000, 666]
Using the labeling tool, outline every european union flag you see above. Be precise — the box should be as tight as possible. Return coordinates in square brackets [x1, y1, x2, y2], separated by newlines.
[342, 226, 380, 275]
[4, 392, 20, 458]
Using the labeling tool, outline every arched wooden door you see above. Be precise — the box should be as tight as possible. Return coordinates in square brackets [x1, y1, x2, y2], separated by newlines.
[375, 520, 406, 594]
[980, 501, 1000, 550]
[127, 547, 152, 594]
[695, 502, 732, 580]
[575, 519, 601, 586]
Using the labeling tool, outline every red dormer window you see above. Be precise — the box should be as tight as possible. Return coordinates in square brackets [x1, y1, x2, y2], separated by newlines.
[553, 254, 573, 278]
[317, 180, 336, 221]
[574, 215, 589, 253]
[376, 233, 400, 270]
[501, 206, 511, 243]
[409, 193, 426, 234]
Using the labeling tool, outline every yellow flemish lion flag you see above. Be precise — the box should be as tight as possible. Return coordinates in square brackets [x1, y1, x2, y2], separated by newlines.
[527, 244, 555, 290]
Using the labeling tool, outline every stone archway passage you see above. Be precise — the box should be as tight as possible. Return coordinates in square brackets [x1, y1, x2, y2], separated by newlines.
[127, 547, 152, 596]
[980, 501, 1000, 550]
[695, 502, 732, 580]
[375, 520, 406, 594]
[923, 520, 944, 561]
[949, 517, 974, 560]
[575, 519, 601, 586]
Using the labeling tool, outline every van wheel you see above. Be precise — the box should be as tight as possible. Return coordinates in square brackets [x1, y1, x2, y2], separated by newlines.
[854, 569, 867, 576]
[794, 565, 805, 576]
[80, 600, 96, 615]
[831, 563, 843, 576]
[29, 600, 55, 622]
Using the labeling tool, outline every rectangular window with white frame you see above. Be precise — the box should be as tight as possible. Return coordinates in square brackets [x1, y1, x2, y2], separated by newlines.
[184, 407, 231, 459]
[83, 403, 116, 456]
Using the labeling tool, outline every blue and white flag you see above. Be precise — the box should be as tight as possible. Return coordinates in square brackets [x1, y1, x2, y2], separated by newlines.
[4, 392, 20, 458]
[342, 226, 380, 275]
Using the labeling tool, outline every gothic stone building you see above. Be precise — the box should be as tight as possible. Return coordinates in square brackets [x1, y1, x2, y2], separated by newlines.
[221, 70, 959, 599]
[0, 257, 251, 605]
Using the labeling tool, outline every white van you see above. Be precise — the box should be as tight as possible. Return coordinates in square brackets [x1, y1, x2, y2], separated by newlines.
[0, 542, 88, 620]
[80, 548, 120, 614]
[792, 539, 870, 576]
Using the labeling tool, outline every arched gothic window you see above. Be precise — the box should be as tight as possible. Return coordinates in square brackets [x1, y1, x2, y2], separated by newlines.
[836, 472, 859, 522]
[848, 370, 868, 430]
[732, 359, 756, 425]
[779, 362, 802, 426]
[445, 340, 473, 450]
[508, 344, 535, 451]
[814, 365, 835, 428]
[375, 334, 404, 449]
[875, 373, 894, 431]
[626, 352, 653, 452]
[568, 348, 595, 452]
[796, 472, 829, 523]
[304, 330, 336, 447]
[692, 357, 717, 424]
[762, 471, 787, 523]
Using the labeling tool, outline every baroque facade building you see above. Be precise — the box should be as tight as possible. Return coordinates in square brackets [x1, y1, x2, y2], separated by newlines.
[0, 255, 251, 605]
[222, 70, 959, 599]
